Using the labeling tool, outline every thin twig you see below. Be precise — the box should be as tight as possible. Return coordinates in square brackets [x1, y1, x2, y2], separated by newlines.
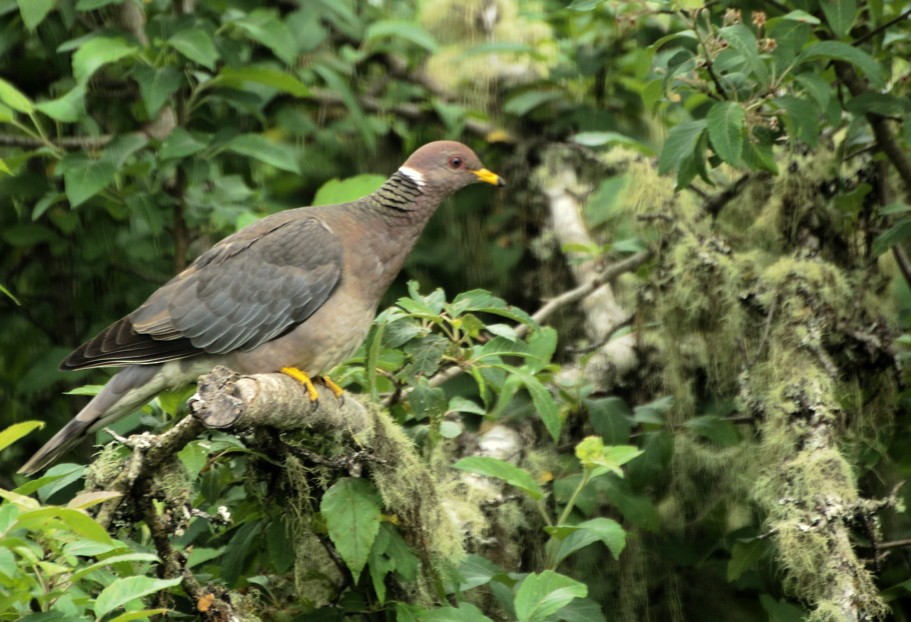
[852, 6, 911, 46]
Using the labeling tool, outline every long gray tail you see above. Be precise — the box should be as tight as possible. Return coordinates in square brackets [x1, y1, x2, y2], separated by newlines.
[18, 365, 162, 476]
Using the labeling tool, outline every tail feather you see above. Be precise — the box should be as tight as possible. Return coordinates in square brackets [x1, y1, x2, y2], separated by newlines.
[18, 364, 164, 476]
[18, 415, 97, 476]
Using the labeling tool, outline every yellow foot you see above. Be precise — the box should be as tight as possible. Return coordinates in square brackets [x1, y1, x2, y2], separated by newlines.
[321, 375, 345, 403]
[280, 366, 319, 401]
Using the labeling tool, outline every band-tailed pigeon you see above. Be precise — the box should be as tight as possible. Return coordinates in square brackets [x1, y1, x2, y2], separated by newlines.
[20, 141, 504, 475]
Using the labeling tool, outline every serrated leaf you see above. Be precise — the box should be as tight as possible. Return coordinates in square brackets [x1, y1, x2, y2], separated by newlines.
[658, 120, 706, 176]
[0, 420, 44, 452]
[94, 576, 182, 618]
[226, 133, 299, 173]
[213, 65, 309, 97]
[0, 77, 33, 113]
[514, 570, 587, 622]
[366, 20, 438, 52]
[313, 174, 385, 205]
[18, 0, 55, 31]
[706, 101, 744, 166]
[169, 28, 219, 70]
[796, 41, 884, 89]
[774, 96, 819, 146]
[510, 366, 561, 441]
[718, 24, 768, 84]
[402, 333, 449, 377]
[821, 0, 857, 38]
[72, 37, 135, 85]
[321, 478, 381, 582]
[34, 86, 86, 122]
[452, 456, 544, 500]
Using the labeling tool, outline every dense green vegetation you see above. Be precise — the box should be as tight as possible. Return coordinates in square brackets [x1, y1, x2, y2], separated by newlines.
[2, 0, 911, 620]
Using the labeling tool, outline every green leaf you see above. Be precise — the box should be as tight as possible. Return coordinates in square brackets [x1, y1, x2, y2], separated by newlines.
[70, 552, 160, 582]
[780, 10, 821, 24]
[231, 9, 298, 65]
[15, 507, 113, 544]
[314, 63, 375, 151]
[513, 366, 561, 441]
[424, 603, 494, 622]
[213, 65, 310, 97]
[133, 65, 182, 117]
[0, 283, 21, 305]
[572, 131, 655, 155]
[845, 92, 908, 117]
[72, 37, 135, 85]
[796, 41, 884, 89]
[448, 396, 486, 416]
[77, 0, 125, 9]
[59, 153, 117, 207]
[160, 128, 208, 161]
[18, 0, 55, 31]
[222, 520, 263, 586]
[169, 28, 219, 70]
[658, 120, 706, 176]
[0, 421, 43, 452]
[94, 576, 182, 618]
[402, 333, 449, 377]
[795, 73, 831, 110]
[633, 395, 674, 424]
[109, 611, 171, 622]
[718, 24, 768, 84]
[321, 478, 381, 582]
[0, 77, 33, 113]
[34, 86, 86, 122]
[451, 456, 544, 500]
[409, 380, 447, 422]
[728, 539, 765, 581]
[774, 96, 820, 146]
[504, 91, 562, 116]
[872, 219, 911, 256]
[551, 598, 607, 622]
[706, 101, 745, 166]
[548, 517, 627, 564]
[313, 174, 385, 205]
[821, 0, 857, 38]
[366, 20, 438, 52]
[458, 554, 504, 591]
[226, 133, 300, 173]
[449, 289, 535, 325]
[684, 415, 741, 446]
[514, 570, 588, 622]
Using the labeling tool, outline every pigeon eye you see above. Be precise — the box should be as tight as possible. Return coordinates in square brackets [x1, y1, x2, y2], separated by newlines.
[448, 156, 463, 169]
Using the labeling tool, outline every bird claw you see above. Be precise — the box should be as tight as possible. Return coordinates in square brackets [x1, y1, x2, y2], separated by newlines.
[280, 366, 320, 402]
[320, 375, 345, 405]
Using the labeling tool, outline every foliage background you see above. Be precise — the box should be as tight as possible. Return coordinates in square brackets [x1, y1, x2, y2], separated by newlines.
[2, 0, 911, 620]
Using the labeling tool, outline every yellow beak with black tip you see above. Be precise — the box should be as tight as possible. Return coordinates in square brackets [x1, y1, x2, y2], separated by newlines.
[473, 168, 506, 187]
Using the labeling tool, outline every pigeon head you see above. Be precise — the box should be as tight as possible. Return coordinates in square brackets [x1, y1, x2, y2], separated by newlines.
[397, 140, 506, 196]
